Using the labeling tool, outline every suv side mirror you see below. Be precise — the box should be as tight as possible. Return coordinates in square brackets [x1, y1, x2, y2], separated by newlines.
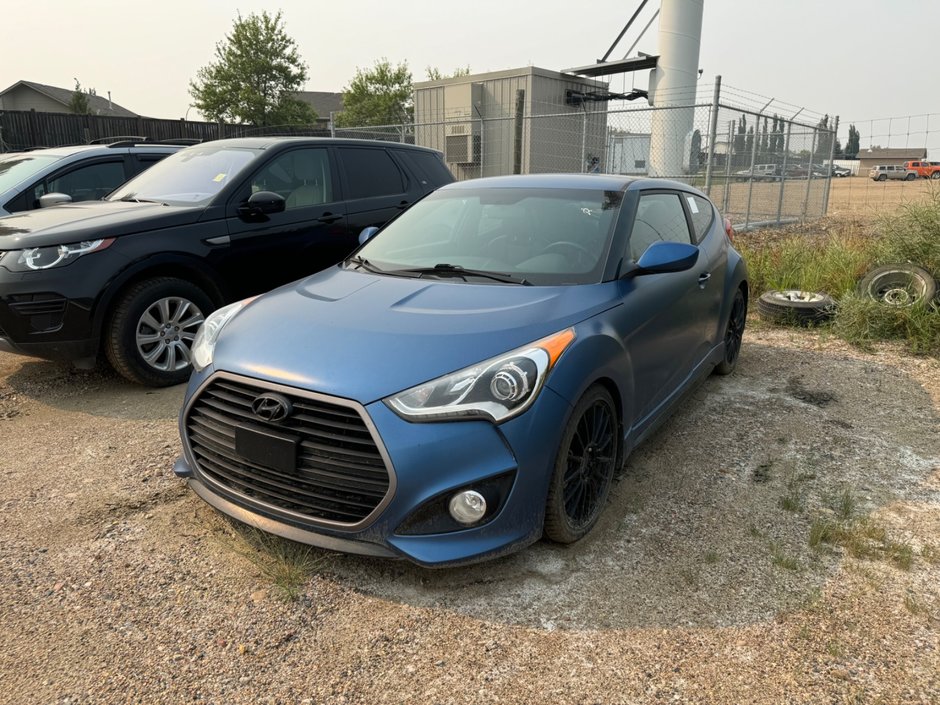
[39, 192, 72, 208]
[358, 226, 380, 245]
[633, 241, 699, 275]
[239, 190, 286, 218]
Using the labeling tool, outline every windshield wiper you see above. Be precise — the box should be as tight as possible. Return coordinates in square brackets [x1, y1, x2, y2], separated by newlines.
[117, 195, 167, 205]
[392, 263, 531, 285]
[346, 255, 385, 273]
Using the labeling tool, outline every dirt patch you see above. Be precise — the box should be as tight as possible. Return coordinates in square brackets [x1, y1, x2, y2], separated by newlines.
[0, 327, 938, 704]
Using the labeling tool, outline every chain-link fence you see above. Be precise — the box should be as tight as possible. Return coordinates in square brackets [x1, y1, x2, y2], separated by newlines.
[318, 82, 837, 229]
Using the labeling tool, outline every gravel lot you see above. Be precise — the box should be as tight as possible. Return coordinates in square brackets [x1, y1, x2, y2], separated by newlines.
[1, 325, 938, 704]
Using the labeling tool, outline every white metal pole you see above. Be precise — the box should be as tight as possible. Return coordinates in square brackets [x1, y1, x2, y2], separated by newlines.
[648, 0, 704, 178]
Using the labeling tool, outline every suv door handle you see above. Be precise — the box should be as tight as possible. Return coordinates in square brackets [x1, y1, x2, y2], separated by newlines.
[698, 272, 711, 285]
[395, 200, 410, 210]
[317, 213, 342, 224]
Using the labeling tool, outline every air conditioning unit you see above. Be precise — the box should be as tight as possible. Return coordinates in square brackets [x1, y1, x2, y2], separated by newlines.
[445, 123, 480, 165]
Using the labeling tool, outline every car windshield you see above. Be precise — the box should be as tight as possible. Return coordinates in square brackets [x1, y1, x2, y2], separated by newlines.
[0, 153, 60, 193]
[108, 145, 258, 206]
[354, 187, 624, 285]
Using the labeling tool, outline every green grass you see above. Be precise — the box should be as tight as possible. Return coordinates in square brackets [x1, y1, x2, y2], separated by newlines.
[217, 527, 327, 601]
[808, 515, 915, 571]
[770, 542, 801, 571]
[737, 193, 940, 356]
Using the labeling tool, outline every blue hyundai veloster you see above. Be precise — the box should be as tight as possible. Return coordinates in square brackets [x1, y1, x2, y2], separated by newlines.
[174, 174, 748, 566]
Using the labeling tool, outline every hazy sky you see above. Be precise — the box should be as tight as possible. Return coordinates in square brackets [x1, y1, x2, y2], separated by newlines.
[4, 0, 939, 149]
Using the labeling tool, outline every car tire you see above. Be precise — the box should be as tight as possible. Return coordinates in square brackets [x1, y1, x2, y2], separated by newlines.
[931, 172, 940, 180]
[106, 277, 214, 387]
[877, 174, 887, 182]
[756, 290, 836, 326]
[905, 173, 916, 181]
[857, 265, 937, 307]
[543, 385, 620, 545]
[714, 287, 747, 375]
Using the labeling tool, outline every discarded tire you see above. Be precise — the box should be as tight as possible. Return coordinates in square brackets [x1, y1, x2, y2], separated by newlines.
[757, 290, 836, 325]
[857, 265, 937, 307]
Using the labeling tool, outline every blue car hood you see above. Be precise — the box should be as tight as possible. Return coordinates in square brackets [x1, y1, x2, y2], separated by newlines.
[213, 267, 621, 404]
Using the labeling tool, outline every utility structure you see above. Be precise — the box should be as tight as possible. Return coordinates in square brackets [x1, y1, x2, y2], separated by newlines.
[566, 0, 705, 177]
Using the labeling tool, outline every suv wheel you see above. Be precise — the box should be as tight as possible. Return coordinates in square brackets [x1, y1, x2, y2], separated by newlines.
[106, 277, 214, 386]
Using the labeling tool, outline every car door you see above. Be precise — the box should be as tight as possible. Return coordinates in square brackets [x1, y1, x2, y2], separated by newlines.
[219, 146, 349, 297]
[336, 146, 414, 235]
[614, 190, 717, 428]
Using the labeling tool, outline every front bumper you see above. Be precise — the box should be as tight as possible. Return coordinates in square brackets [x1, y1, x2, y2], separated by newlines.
[176, 370, 573, 567]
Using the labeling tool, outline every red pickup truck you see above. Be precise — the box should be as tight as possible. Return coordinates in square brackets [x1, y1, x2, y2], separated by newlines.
[903, 160, 940, 179]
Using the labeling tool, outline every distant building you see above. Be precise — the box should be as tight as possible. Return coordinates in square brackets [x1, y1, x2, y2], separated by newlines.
[295, 91, 343, 123]
[856, 147, 927, 171]
[0, 80, 137, 117]
[413, 66, 609, 179]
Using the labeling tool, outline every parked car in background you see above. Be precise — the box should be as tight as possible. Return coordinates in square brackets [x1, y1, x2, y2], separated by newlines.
[733, 163, 779, 181]
[0, 138, 454, 386]
[0, 139, 190, 216]
[869, 164, 916, 181]
[830, 164, 851, 177]
[902, 160, 940, 179]
[174, 173, 748, 566]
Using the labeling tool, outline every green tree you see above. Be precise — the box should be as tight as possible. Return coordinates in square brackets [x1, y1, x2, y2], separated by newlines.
[734, 115, 747, 166]
[68, 80, 95, 115]
[335, 59, 413, 127]
[189, 10, 316, 126]
[845, 124, 860, 158]
[425, 66, 471, 81]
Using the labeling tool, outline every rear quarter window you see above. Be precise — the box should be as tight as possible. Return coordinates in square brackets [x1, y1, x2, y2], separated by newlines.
[397, 150, 455, 189]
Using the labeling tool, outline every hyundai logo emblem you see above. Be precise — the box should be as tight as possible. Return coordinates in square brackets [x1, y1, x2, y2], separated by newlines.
[251, 393, 292, 423]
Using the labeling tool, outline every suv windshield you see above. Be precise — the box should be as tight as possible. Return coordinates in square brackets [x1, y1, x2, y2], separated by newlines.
[0, 153, 60, 192]
[354, 187, 624, 286]
[108, 145, 259, 206]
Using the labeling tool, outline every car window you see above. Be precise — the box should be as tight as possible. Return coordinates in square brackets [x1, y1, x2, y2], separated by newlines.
[356, 187, 623, 286]
[629, 193, 693, 261]
[396, 150, 454, 188]
[338, 147, 405, 199]
[37, 160, 126, 204]
[250, 148, 333, 210]
[109, 145, 258, 206]
[685, 194, 714, 243]
[0, 153, 60, 193]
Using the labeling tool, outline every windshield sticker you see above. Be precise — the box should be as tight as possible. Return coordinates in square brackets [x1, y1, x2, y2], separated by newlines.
[213, 173, 227, 183]
[687, 196, 699, 213]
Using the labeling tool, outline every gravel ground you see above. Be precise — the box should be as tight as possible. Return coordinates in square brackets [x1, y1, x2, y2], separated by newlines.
[0, 324, 938, 704]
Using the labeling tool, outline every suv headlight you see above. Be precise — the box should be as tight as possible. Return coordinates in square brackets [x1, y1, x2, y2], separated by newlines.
[191, 298, 256, 372]
[385, 328, 575, 424]
[1, 238, 115, 271]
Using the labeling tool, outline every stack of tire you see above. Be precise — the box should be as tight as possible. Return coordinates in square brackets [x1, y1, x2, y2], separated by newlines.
[758, 265, 938, 325]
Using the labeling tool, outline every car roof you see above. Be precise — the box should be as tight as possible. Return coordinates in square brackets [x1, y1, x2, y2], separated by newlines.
[207, 136, 444, 154]
[441, 173, 706, 195]
[13, 144, 183, 158]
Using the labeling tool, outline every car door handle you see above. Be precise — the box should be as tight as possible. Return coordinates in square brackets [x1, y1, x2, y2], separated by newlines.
[317, 213, 342, 224]
[698, 272, 711, 285]
[395, 200, 410, 210]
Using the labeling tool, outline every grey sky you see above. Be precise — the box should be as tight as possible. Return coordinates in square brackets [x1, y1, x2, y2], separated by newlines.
[5, 0, 939, 150]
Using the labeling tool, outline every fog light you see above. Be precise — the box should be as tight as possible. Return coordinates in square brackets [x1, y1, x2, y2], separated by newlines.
[448, 490, 487, 525]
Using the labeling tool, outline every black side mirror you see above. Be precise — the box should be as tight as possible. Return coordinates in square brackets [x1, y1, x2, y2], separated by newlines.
[632, 241, 699, 275]
[239, 190, 286, 218]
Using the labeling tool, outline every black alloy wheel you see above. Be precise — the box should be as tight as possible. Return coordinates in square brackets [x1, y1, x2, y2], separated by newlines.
[714, 288, 747, 375]
[544, 386, 619, 544]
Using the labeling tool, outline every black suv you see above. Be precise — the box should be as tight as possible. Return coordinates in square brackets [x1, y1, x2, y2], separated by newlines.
[0, 137, 454, 385]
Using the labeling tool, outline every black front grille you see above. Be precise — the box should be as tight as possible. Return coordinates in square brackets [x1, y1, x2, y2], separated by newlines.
[185, 377, 390, 525]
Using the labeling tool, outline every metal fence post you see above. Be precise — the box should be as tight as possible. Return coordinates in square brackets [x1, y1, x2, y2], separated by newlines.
[743, 119, 760, 229]
[580, 109, 588, 173]
[821, 115, 839, 216]
[775, 121, 793, 225]
[722, 119, 733, 214]
[704, 75, 721, 195]
[801, 127, 818, 220]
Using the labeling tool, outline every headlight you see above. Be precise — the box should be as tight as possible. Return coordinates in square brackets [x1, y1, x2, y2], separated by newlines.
[385, 328, 576, 424]
[191, 298, 256, 372]
[2, 238, 115, 271]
